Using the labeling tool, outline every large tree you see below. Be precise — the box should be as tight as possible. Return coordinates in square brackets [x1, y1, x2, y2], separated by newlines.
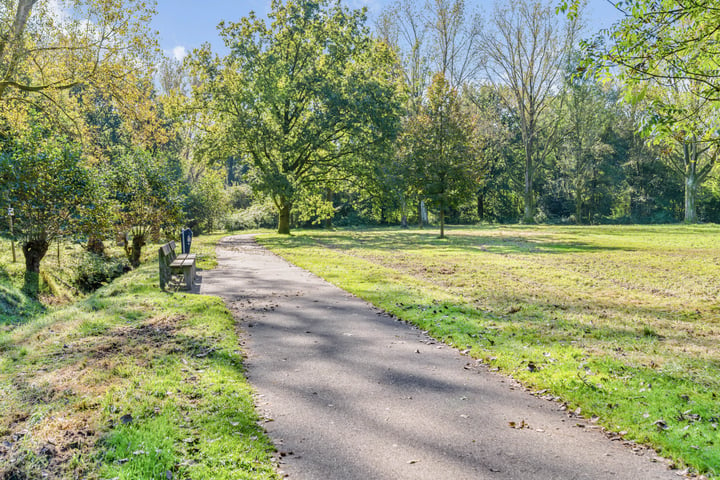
[479, 0, 578, 223]
[0, 1, 157, 106]
[190, 0, 400, 234]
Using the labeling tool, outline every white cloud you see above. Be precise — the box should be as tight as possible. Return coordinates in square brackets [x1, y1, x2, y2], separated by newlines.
[172, 45, 187, 61]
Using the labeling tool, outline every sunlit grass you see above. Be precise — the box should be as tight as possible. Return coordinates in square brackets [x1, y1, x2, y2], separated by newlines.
[259, 224, 720, 476]
[0, 231, 279, 479]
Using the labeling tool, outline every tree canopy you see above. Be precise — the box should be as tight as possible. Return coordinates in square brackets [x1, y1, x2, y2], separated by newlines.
[189, 0, 401, 234]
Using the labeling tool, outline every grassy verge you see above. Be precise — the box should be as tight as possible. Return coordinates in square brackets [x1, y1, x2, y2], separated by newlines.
[0, 232, 279, 479]
[258, 225, 720, 477]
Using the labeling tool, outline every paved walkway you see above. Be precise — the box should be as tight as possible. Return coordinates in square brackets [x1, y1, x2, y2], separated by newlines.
[199, 235, 677, 480]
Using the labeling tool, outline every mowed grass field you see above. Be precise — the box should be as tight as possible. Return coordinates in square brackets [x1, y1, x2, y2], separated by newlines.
[259, 225, 720, 476]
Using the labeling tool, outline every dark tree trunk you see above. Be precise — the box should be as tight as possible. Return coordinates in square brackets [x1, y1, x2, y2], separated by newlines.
[129, 234, 146, 268]
[86, 235, 106, 256]
[22, 236, 49, 296]
[278, 202, 291, 234]
[325, 189, 333, 229]
[23, 237, 49, 273]
[439, 197, 445, 239]
[477, 191, 484, 220]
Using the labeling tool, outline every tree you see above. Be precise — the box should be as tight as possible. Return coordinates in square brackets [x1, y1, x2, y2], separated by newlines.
[642, 79, 720, 223]
[190, 0, 400, 234]
[557, 71, 616, 223]
[0, 0, 157, 104]
[400, 73, 476, 238]
[479, 0, 578, 223]
[561, 0, 720, 147]
[0, 129, 94, 293]
[108, 150, 182, 268]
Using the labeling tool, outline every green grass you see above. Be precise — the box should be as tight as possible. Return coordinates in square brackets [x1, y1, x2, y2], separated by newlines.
[258, 224, 720, 477]
[0, 231, 279, 479]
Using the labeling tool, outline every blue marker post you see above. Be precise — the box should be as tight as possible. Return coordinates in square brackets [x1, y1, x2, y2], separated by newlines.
[181, 227, 193, 254]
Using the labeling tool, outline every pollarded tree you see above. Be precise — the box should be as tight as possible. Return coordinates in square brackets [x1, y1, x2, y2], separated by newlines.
[189, 0, 400, 234]
[0, 129, 95, 293]
[400, 73, 476, 238]
[108, 150, 183, 268]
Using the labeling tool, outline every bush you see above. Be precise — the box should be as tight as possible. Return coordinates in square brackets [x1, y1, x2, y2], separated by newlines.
[73, 252, 129, 293]
[184, 171, 230, 234]
[227, 184, 254, 209]
[224, 203, 277, 230]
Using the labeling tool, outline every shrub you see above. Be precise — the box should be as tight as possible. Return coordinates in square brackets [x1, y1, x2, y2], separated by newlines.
[73, 252, 129, 293]
[224, 203, 277, 230]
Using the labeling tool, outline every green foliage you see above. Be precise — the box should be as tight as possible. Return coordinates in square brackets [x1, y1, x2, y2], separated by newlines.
[189, 0, 401, 233]
[72, 251, 129, 293]
[0, 132, 92, 245]
[108, 149, 183, 266]
[224, 202, 277, 231]
[399, 73, 477, 236]
[184, 169, 230, 234]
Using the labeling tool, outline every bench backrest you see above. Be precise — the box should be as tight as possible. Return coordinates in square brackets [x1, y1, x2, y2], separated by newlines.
[158, 241, 177, 289]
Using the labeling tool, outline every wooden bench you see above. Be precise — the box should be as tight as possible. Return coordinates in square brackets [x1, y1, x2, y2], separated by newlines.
[159, 240, 197, 290]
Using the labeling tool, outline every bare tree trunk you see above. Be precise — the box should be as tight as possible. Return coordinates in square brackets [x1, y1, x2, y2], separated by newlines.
[86, 235, 106, 256]
[439, 197, 446, 238]
[477, 191, 484, 220]
[325, 188, 333, 229]
[685, 169, 698, 223]
[523, 150, 534, 223]
[129, 234, 146, 268]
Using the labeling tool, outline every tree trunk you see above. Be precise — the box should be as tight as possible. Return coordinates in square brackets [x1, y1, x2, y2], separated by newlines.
[684, 142, 698, 223]
[23, 237, 49, 273]
[575, 187, 583, 224]
[278, 202, 291, 234]
[685, 170, 698, 223]
[523, 150, 534, 223]
[325, 189, 333, 229]
[86, 235, 105, 256]
[417, 201, 423, 229]
[400, 197, 408, 228]
[439, 197, 446, 238]
[129, 234, 145, 268]
[22, 236, 49, 296]
[477, 191, 484, 220]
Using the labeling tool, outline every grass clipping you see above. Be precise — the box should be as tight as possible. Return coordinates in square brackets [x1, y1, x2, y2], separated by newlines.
[0, 262, 279, 480]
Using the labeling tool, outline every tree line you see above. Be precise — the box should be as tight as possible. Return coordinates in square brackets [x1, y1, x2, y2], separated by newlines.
[186, 0, 720, 235]
[2, 0, 719, 289]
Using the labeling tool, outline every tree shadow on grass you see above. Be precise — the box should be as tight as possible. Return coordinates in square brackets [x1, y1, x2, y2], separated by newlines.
[261, 228, 630, 257]
[0, 266, 45, 325]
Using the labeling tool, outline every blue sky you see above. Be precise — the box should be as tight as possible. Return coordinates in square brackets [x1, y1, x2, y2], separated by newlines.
[152, 0, 623, 61]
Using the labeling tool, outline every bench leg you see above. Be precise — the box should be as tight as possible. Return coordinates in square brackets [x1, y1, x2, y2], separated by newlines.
[183, 266, 194, 290]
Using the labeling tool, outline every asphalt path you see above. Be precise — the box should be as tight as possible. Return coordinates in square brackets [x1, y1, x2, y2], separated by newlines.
[199, 234, 678, 480]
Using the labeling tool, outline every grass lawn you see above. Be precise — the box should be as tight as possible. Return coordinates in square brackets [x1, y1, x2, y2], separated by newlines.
[259, 224, 720, 477]
[0, 233, 279, 479]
